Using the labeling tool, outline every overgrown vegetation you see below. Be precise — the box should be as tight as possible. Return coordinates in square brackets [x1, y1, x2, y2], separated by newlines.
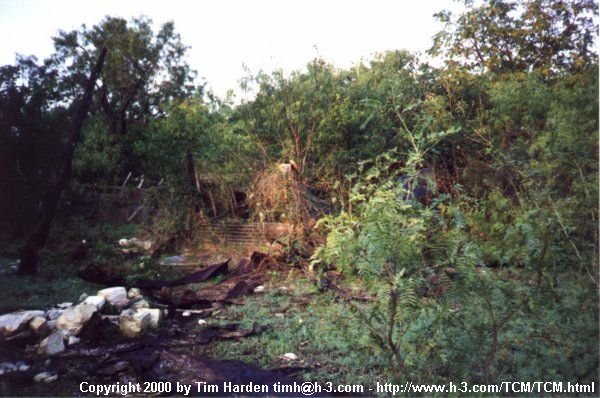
[1, 0, 597, 391]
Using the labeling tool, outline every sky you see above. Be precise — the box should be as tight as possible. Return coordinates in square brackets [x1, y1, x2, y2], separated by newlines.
[0, 0, 463, 99]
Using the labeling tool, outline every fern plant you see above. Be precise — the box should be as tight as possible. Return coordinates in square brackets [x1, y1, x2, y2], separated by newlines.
[312, 151, 481, 379]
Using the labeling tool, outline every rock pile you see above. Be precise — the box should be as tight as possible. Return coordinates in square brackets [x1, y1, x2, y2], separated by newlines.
[0, 286, 164, 358]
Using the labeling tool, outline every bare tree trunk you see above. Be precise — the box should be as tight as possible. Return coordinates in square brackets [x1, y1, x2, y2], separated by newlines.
[18, 48, 107, 275]
[185, 149, 200, 192]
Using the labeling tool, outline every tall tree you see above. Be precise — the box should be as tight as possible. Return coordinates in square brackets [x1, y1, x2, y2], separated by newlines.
[17, 49, 107, 275]
[52, 16, 196, 136]
[431, 0, 598, 76]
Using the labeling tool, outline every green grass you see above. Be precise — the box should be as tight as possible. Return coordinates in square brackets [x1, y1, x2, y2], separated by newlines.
[202, 273, 389, 389]
[0, 217, 140, 312]
[0, 217, 391, 391]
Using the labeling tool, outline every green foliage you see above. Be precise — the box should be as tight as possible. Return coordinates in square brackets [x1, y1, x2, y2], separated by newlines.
[432, 0, 598, 76]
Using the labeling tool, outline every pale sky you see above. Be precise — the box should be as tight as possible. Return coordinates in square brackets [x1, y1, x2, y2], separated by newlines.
[0, 0, 463, 99]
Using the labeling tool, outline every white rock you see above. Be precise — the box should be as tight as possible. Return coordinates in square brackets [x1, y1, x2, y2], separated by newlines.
[0, 310, 46, 338]
[44, 374, 58, 383]
[281, 353, 298, 361]
[0, 362, 14, 372]
[97, 287, 128, 309]
[38, 332, 65, 356]
[197, 319, 207, 325]
[275, 313, 285, 319]
[254, 285, 265, 293]
[29, 316, 48, 336]
[131, 298, 149, 309]
[78, 293, 88, 302]
[127, 288, 142, 299]
[17, 363, 29, 372]
[68, 336, 80, 346]
[119, 309, 151, 338]
[182, 311, 191, 317]
[83, 295, 105, 310]
[34, 371, 53, 382]
[135, 308, 161, 328]
[56, 302, 72, 309]
[119, 238, 152, 251]
[56, 304, 97, 336]
[46, 309, 63, 320]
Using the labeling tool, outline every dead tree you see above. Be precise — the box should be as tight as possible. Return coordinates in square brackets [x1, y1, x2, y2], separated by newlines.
[18, 48, 107, 275]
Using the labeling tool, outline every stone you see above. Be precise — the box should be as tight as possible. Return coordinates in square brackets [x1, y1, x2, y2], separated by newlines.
[29, 316, 48, 336]
[119, 309, 151, 338]
[119, 238, 152, 251]
[281, 353, 298, 361]
[127, 288, 142, 299]
[0, 310, 46, 338]
[34, 372, 52, 382]
[34, 372, 57, 383]
[253, 285, 265, 293]
[83, 295, 105, 310]
[182, 311, 191, 317]
[56, 304, 97, 336]
[56, 302, 72, 309]
[68, 336, 80, 346]
[136, 308, 161, 328]
[0, 362, 14, 372]
[78, 293, 88, 302]
[47, 320, 57, 331]
[197, 319, 207, 325]
[97, 287, 128, 309]
[16, 362, 29, 372]
[131, 298, 149, 309]
[46, 309, 63, 320]
[44, 374, 58, 383]
[38, 332, 65, 356]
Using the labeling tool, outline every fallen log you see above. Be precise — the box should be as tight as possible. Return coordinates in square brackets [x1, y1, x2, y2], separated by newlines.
[78, 260, 230, 289]
[134, 259, 230, 289]
[58, 342, 142, 359]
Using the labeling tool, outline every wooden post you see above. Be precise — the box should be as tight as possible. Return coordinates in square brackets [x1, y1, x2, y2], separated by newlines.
[18, 48, 107, 275]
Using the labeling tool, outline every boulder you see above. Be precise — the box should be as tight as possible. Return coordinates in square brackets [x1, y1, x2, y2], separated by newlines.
[29, 316, 48, 336]
[46, 309, 64, 320]
[56, 304, 97, 336]
[82, 295, 105, 310]
[131, 298, 149, 309]
[38, 332, 65, 356]
[119, 309, 151, 338]
[0, 310, 45, 338]
[98, 287, 128, 309]
[136, 308, 162, 328]
[127, 288, 142, 299]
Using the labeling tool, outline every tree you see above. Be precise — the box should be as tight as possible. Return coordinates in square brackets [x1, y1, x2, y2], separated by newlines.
[51, 16, 198, 182]
[18, 48, 107, 275]
[431, 0, 598, 76]
[0, 57, 69, 235]
[52, 16, 196, 136]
